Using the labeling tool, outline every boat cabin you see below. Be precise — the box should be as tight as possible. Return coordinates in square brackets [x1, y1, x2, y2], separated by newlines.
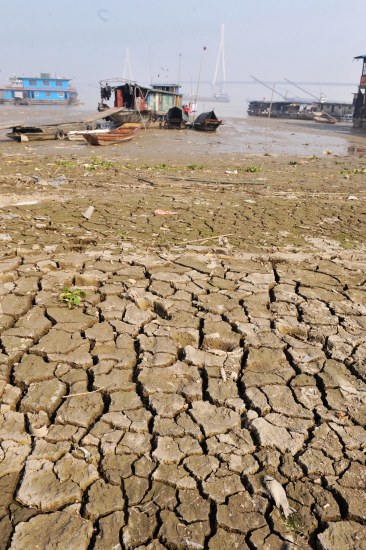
[0, 73, 78, 104]
[99, 79, 182, 115]
[247, 99, 313, 118]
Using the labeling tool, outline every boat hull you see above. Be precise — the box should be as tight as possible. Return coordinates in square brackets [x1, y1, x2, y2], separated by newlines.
[0, 98, 79, 106]
[193, 120, 222, 132]
[98, 107, 152, 127]
[83, 127, 137, 146]
[6, 131, 63, 142]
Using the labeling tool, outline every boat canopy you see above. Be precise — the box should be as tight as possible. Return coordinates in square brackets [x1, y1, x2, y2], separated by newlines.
[194, 111, 218, 124]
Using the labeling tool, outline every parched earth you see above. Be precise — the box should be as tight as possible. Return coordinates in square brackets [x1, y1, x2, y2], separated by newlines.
[0, 146, 366, 549]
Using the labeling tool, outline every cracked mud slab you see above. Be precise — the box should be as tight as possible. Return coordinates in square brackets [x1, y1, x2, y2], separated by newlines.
[0, 147, 366, 549]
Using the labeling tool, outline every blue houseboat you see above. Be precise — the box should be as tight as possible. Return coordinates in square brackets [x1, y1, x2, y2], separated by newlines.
[0, 73, 79, 105]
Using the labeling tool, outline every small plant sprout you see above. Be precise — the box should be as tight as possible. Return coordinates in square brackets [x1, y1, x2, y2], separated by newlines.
[59, 287, 86, 308]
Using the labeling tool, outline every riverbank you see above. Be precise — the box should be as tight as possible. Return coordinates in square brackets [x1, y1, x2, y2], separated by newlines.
[0, 120, 366, 549]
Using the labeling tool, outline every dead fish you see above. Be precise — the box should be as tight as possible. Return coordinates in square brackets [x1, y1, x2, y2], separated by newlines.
[263, 476, 296, 519]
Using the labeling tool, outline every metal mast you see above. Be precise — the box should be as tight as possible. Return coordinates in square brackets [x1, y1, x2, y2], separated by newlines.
[123, 49, 133, 81]
[212, 24, 226, 94]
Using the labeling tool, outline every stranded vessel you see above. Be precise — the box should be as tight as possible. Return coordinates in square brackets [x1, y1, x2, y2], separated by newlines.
[0, 73, 79, 105]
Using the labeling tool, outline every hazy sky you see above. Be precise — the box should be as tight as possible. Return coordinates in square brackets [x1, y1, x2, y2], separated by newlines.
[1, 0, 365, 106]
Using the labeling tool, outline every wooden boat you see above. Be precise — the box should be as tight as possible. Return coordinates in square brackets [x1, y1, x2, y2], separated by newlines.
[67, 129, 110, 141]
[4, 108, 129, 143]
[191, 110, 222, 132]
[83, 126, 137, 146]
[6, 126, 68, 142]
[312, 112, 337, 124]
[162, 107, 188, 129]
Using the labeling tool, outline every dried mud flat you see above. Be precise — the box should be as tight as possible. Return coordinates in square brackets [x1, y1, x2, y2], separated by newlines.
[0, 131, 366, 550]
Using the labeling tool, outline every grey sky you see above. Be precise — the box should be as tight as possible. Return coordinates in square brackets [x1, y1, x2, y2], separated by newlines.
[1, 0, 365, 107]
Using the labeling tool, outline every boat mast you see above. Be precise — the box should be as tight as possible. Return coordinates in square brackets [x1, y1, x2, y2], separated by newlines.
[123, 49, 133, 82]
[212, 24, 226, 94]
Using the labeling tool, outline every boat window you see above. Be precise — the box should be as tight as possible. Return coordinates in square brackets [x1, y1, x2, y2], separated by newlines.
[34, 91, 39, 97]
[56, 81, 63, 86]
[58, 92, 64, 97]
[45, 92, 51, 97]
[42, 80, 50, 86]
[29, 79, 37, 86]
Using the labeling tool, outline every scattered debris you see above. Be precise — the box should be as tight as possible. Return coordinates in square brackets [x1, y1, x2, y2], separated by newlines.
[154, 209, 178, 216]
[347, 195, 358, 201]
[82, 206, 95, 220]
[16, 200, 39, 206]
[0, 234, 12, 241]
[62, 387, 105, 399]
[30, 425, 48, 437]
[179, 233, 234, 245]
[31, 174, 68, 187]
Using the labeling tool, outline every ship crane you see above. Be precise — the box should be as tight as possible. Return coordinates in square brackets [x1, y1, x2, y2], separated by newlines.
[283, 77, 323, 102]
[250, 75, 289, 100]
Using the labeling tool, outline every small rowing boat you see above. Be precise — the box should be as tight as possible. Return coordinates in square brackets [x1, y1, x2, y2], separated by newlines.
[82, 126, 137, 146]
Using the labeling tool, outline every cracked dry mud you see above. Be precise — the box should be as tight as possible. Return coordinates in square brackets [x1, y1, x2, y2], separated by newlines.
[0, 149, 366, 550]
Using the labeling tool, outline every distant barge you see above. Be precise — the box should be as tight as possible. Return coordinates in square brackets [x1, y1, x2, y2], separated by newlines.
[0, 73, 79, 105]
[247, 99, 353, 122]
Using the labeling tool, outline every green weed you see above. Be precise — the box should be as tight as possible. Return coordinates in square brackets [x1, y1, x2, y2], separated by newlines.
[59, 287, 86, 308]
[341, 167, 366, 175]
[86, 156, 115, 171]
[243, 165, 262, 173]
[285, 512, 302, 531]
[186, 163, 204, 170]
[55, 159, 77, 168]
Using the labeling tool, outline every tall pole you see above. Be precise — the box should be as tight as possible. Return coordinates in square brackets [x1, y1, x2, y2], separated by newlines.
[265, 83, 275, 151]
[149, 45, 153, 85]
[178, 53, 182, 87]
[213, 24, 225, 94]
[123, 49, 133, 81]
[194, 46, 206, 107]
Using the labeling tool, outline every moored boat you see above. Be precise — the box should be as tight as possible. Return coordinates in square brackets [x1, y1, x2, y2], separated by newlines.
[98, 79, 183, 127]
[4, 108, 128, 143]
[67, 129, 110, 141]
[0, 73, 79, 105]
[191, 110, 222, 132]
[6, 126, 69, 142]
[162, 107, 188, 129]
[82, 126, 137, 146]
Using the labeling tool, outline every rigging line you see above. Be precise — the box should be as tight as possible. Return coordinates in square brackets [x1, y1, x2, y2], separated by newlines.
[283, 77, 320, 101]
[250, 75, 288, 100]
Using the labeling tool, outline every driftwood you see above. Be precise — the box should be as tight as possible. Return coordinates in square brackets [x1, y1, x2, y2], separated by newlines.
[159, 175, 266, 185]
[62, 387, 105, 398]
[178, 233, 234, 245]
